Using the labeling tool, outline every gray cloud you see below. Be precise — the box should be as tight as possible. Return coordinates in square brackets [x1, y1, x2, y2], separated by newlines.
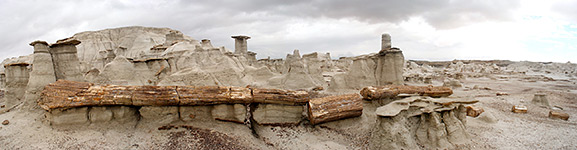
[0, 0, 535, 62]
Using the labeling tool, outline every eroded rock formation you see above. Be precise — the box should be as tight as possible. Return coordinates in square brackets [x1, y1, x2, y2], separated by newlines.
[369, 97, 477, 149]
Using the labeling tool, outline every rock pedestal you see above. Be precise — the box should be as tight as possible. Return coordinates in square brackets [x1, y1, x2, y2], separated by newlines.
[232, 35, 250, 55]
[4, 63, 30, 107]
[23, 41, 57, 109]
[375, 34, 404, 85]
[531, 93, 550, 107]
[49, 39, 84, 82]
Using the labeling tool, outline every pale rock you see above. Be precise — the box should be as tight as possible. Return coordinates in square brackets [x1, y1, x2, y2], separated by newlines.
[253, 104, 303, 125]
[211, 104, 246, 123]
[512, 105, 527, 113]
[179, 106, 213, 122]
[139, 106, 179, 124]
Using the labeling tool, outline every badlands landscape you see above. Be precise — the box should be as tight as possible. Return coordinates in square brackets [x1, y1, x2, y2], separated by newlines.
[0, 26, 576, 149]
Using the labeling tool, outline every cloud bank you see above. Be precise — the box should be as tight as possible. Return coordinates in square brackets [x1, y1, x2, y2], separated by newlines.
[0, 0, 575, 62]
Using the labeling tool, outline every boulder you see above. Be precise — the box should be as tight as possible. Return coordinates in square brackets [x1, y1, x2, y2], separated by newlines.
[549, 111, 569, 121]
[511, 105, 527, 113]
[531, 93, 550, 107]
[466, 105, 484, 117]
[253, 104, 303, 125]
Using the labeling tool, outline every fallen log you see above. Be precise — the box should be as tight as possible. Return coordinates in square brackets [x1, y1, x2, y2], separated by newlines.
[40, 80, 310, 110]
[252, 88, 309, 105]
[39, 80, 93, 110]
[308, 94, 363, 125]
[360, 85, 453, 100]
[178, 86, 231, 105]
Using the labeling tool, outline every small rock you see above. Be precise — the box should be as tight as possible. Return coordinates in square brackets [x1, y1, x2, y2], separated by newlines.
[512, 105, 527, 113]
[311, 86, 324, 91]
[0, 105, 5, 108]
[466, 105, 484, 117]
[496, 92, 509, 96]
[2, 120, 8, 125]
[549, 111, 569, 121]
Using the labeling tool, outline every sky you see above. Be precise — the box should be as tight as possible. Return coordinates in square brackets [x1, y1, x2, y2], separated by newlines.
[1, 0, 576, 62]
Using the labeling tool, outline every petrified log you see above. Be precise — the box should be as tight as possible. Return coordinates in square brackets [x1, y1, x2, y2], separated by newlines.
[40, 80, 311, 110]
[360, 85, 453, 100]
[39, 80, 93, 110]
[178, 86, 230, 105]
[252, 88, 309, 105]
[308, 94, 362, 125]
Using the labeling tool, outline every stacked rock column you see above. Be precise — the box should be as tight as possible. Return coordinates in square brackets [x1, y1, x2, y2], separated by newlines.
[49, 39, 84, 82]
[23, 41, 57, 109]
[376, 33, 404, 85]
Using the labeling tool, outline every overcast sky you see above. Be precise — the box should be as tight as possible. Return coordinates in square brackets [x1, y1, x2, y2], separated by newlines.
[1, 0, 576, 62]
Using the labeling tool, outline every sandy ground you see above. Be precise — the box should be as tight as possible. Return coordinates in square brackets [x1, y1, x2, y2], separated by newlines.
[1, 72, 576, 149]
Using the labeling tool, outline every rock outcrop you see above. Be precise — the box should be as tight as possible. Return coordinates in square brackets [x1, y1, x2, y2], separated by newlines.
[370, 97, 476, 149]
[3, 63, 30, 107]
[23, 41, 57, 109]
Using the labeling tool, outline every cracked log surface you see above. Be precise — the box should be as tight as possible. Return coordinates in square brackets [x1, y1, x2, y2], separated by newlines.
[308, 94, 363, 125]
[360, 85, 453, 100]
[39, 80, 309, 110]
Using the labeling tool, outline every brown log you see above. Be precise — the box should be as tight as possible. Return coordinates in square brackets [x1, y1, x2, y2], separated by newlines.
[308, 94, 363, 125]
[39, 80, 93, 110]
[360, 85, 453, 100]
[178, 86, 231, 105]
[252, 88, 309, 105]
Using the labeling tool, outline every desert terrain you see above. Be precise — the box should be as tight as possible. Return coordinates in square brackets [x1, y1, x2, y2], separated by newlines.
[0, 26, 576, 149]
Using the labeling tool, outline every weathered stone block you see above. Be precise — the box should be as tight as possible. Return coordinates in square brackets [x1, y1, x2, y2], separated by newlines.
[549, 111, 569, 121]
[88, 107, 113, 123]
[178, 86, 230, 105]
[211, 104, 246, 124]
[511, 105, 527, 113]
[139, 106, 179, 124]
[47, 107, 89, 125]
[465, 105, 484, 117]
[110, 106, 138, 122]
[253, 104, 303, 125]
[179, 106, 213, 122]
